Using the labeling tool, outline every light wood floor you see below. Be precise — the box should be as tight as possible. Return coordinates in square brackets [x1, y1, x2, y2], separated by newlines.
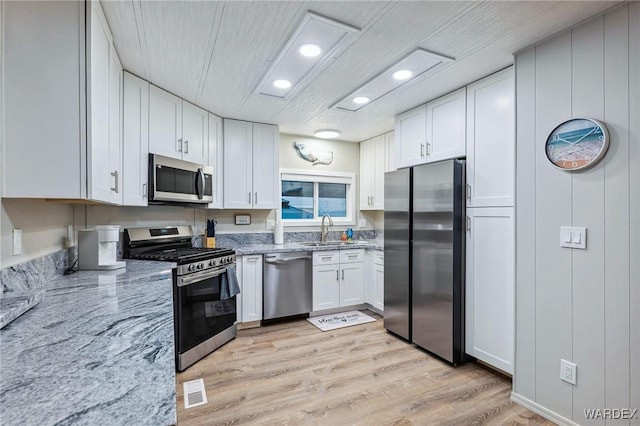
[176, 312, 554, 426]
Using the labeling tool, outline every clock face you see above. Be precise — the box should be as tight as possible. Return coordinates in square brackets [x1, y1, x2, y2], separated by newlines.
[545, 118, 609, 171]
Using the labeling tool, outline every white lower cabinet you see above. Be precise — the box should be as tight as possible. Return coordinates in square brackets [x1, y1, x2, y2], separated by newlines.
[237, 255, 263, 323]
[312, 249, 365, 311]
[465, 207, 514, 374]
[366, 251, 384, 312]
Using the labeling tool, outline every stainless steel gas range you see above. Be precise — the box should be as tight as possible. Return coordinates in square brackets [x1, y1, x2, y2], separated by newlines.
[123, 225, 237, 371]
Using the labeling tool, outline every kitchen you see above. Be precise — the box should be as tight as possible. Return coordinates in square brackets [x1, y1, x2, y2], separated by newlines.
[1, 1, 638, 425]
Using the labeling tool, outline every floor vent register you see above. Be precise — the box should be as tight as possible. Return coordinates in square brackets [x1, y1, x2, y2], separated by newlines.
[183, 378, 208, 409]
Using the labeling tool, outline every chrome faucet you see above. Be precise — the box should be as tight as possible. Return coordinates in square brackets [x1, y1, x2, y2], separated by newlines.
[321, 214, 334, 242]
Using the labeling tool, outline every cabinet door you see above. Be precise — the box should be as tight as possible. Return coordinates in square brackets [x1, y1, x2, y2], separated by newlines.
[106, 45, 123, 204]
[359, 139, 374, 210]
[426, 87, 466, 163]
[312, 265, 340, 311]
[252, 123, 280, 209]
[371, 135, 386, 209]
[384, 131, 396, 173]
[87, 1, 112, 203]
[122, 72, 149, 206]
[465, 207, 514, 374]
[241, 255, 263, 323]
[207, 113, 224, 209]
[340, 263, 365, 306]
[181, 101, 208, 164]
[374, 264, 384, 312]
[223, 120, 253, 208]
[149, 85, 183, 159]
[394, 105, 427, 169]
[466, 68, 514, 207]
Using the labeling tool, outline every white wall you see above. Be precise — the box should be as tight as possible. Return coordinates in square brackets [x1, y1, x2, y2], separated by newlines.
[513, 3, 640, 424]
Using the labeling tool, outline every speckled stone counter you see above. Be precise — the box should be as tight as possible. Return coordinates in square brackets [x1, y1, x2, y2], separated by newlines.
[0, 260, 177, 426]
[231, 240, 381, 255]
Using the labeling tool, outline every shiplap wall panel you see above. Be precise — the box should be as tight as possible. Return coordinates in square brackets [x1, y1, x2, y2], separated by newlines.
[570, 17, 606, 424]
[603, 6, 632, 423]
[514, 4, 639, 424]
[628, 4, 640, 424]
[533, 31, 574, 417]
[514, 47, 537, 400]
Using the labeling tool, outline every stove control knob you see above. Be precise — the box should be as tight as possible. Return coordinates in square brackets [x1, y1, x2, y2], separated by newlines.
[209, 260, 216, 267]
[188, 264, 196, 272]
[197, 262, 204, 270]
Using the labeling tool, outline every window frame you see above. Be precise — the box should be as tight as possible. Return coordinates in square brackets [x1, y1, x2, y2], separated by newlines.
[280, 169, 356, 227]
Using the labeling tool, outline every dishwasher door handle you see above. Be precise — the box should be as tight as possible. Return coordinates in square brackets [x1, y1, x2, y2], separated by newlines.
[264, 255, 312, 264]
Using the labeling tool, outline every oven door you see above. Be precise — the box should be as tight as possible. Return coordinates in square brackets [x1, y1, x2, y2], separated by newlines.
[174, 267, 236, 361]
[150, 154, 213, 204]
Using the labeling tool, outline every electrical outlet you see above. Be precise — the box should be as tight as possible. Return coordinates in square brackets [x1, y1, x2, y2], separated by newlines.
[13, 229, 22, 256]
[560, 359, 577, 385]
[266, 220, 275, 230]
[235, 214, 251, 225]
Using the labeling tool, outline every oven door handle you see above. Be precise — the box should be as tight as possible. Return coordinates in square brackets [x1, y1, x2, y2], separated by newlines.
[178, 267, 227, 287]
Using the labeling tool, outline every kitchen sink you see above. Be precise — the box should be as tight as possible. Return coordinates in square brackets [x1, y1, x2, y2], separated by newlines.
[299, 240, 369, 247]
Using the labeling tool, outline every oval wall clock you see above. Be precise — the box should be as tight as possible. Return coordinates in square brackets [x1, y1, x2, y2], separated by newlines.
[545, 117, 609, 171]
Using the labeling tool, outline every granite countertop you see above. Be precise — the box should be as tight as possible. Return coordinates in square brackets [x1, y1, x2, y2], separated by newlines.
[0, 260, 177, 426]
[230, 240, 384, 255]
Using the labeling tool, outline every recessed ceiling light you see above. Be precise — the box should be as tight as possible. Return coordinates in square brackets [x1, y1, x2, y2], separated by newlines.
[392, 69, 413, 80]
[273, 79, 292, 89]
[314, 129, 341, 139]
[353, 96, 370, 105]
[299, 43, 322, 57]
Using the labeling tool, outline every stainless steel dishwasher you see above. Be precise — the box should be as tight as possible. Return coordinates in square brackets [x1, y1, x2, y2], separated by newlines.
[263, 252, 312, 320]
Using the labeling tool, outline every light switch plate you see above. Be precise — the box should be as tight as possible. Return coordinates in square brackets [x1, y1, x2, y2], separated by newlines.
[235, 214, 251, 225]
[560, 226, 587, 249]
[358, 219, 367, 228]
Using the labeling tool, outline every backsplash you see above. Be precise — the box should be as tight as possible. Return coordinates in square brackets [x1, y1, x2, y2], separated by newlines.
[1, 247, 76, 295]
[213, 230, 378, 247]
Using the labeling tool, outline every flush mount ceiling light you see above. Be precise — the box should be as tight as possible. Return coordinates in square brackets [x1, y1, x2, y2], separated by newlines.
[254, 11, 360, 100]
[314, 129, 341, 139]
[299, 43, 322, 57]
[331, 48, 454, 113]
[353, 96, 370, 105]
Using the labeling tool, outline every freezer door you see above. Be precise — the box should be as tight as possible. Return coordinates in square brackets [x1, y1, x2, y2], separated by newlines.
[383, 168, 411, 340]
[412, 160, 463, 362]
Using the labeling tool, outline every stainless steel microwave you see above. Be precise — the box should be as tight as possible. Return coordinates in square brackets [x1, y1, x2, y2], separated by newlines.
[148, 154, 213, 205]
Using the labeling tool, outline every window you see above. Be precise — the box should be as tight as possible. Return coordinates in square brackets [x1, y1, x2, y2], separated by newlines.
[280, 170, 355, 226]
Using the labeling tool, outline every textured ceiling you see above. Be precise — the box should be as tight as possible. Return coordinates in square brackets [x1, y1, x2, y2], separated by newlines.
[102, 0, 620, 142]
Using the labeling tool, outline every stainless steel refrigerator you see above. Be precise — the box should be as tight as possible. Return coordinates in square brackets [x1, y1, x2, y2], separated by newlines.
[383, 159, 467, 365]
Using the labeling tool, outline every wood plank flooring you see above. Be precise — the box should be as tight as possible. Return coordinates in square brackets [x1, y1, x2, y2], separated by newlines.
[176, 312, 554, 425]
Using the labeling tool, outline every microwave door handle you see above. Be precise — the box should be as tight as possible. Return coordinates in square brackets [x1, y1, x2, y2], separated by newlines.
[195, 168, 205, 200]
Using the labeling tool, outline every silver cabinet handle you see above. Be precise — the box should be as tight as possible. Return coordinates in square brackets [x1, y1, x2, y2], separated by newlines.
[341, 270, 344, 280]
[177, 138, 183, 152]
[184, 139, 189, 154]
[348, 254, 358, 258]
[322, 256, 333, 260]
[466, 216, 471, 232]
[248, 192, 251, 204]
[466, 184, 471, 200]
[336, 270, 339, 281]
[371, 195, 374, 205]
[420, 143, 425, 157]
[367, 196, 370, 206]
[254, 192, 257, 204]
[110, 170, 119, 193]
[426, 142, 431, 155]
[142, 183, 147, 198]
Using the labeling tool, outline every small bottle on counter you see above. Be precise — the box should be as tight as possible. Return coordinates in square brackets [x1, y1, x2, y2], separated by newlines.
[341, 231, 347, 241]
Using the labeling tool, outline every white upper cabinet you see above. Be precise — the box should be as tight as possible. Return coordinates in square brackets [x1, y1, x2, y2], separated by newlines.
[122, 72, 150, 206]
[395, 105, 427, 169]
[466, 68, 515, 207]
[223, 120, 279, 209]
[3, 1, 122, 203]
[425, 87, 466, 163]
[207, 113, 224, 209]
[149, 86, 208, 164]
[360, 134, 386, 210]
[394, 88, 466, 169]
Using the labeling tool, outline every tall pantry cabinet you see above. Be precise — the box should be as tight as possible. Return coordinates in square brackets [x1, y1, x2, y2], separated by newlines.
[464, 67, 515, 374]
[3, 1, 123, 203]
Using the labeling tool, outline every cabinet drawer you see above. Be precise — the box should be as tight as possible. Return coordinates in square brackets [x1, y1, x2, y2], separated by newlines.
[373, 252, 384, 266]
[313, 250, 340, 265]
[340, 249, 365, 264]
